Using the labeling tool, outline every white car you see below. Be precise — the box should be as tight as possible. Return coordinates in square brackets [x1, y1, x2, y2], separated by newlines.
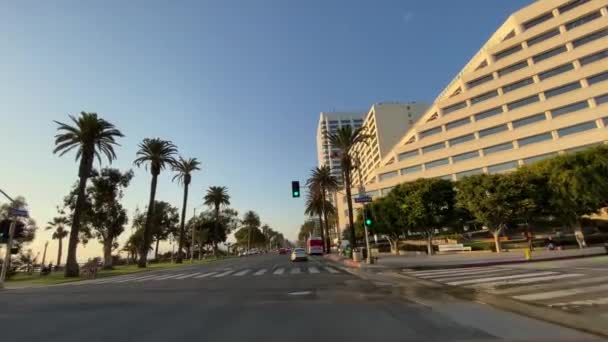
[290, 248, 308, 262]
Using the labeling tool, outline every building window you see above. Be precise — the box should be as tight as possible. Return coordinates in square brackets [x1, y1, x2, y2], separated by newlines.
[580, 49, 608, 66]
[527, 28, 561, 47]
[378, 170, 398, 182]
[596, 93, 608, 105]
[524, 152, 558, 165]
[533, 46, 567, 64]
[498, 60, 528, 76]
[479, 124, 509, 138]
[503, 77, 534, 93]
[474, 107, 503, 121]
[523, 12, 554, 30]
[507, 95, 540, 111]
[518, 132, 553, 147]
[475, 60, 488, 70]
[551, 101, 589, 118]
[452, 150, 480, 163]
[557, 121, 598, 137]
[449, 134, 475, 146]
[572, 28, 608, 48]
[494, 44, 523, 61]
[419, 126, 442, 139]
[567, 142, 603, 153]
[559, 0, 591, 14]
[488, 161, 519, 174]
[398, 150, 419, 161]
[422, 142, 446, 154]
[587, 71, 608, 86]
[466, 74, 494, 89]
[483, 142, 513, 155]
[425, 158, 449, 169]
[538, 63, 574, 80]
[565, 11, 602, 31]
[401, 165, 422, 175]
[544, 81, 581, 99]
[603, 117, 608, 127]
[512, 113, 546, 128]
[329, 120, 338, 124]
[471, 90, 499, 105]
[456, 168, 484, 179]
[442, 101, 467, 115]
[446, 117, 471, 130]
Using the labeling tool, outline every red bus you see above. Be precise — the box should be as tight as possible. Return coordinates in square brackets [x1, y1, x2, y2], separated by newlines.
[307, 237, 324, 255]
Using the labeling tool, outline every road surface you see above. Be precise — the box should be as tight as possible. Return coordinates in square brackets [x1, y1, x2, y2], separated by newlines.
[0, 254, 599, 341]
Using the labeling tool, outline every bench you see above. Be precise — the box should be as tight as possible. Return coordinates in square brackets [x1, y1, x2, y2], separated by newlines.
[438, 243, 472, 253]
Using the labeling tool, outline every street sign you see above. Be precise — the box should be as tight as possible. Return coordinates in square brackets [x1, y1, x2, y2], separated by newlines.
[10, 208, 28, 217]
[354, 196, 373, 203]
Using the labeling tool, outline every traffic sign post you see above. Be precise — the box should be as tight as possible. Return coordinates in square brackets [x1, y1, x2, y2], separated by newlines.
[354, 196, 372, 203]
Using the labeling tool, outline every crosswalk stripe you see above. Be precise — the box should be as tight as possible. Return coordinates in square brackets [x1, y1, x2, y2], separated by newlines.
[95, 274, 144, 283]
[253, 269, 267, 276]
[407, 266, 498, 277]
[131, 274, 168, 282]
[513, 283, 608, 301]
[308, 267, 320, 274]
[424, 268, 512, 280]
[234, 269, 251, 276]
[471, 273, 583, 288]
[155, 273, 188, 280]
[493, 275, 608, 295]
[213, 270, 234, 278]
[445, 271, 558, 286]
[194, 272, 217, 279]
[273, 268, 285, 275]
[175, 272, 202, 280]
[112, 274, 156, 283]
[324, 267, 339, 274]
[551, 297, 608, 307]
[290, 268, 301, 274]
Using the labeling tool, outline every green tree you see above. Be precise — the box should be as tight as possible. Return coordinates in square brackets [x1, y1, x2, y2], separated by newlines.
[203, 186, 231, 253]
[242, 210, 261, 251]
[134, 201, 180, 260]
[304, 189, 335, 250]
[133, 138, 178, 267]
[298, 220, 316, 244]
[306, 165, 339, 253]
[88, 168, 133, 269]
[328, 126, 370, 251]
[362, 196, 404, 255]
[53, 112, 123, 277]
[172, 157, 201, 263]
[45, 212, 69, 267]
[235, 227, 266, 249]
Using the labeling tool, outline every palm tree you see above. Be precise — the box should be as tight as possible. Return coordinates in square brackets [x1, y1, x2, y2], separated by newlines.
[53, 112, 123, 276]
[46, 216, 70, 267]
[172, 157, 201, 263]
[242, 210, 260, 252]
[203, 186, 230, 253]
[134, 138, 178, 268]
[306, 165, 339, 253]
[328, 126, 369, 252]
[304, 189, 336, 248]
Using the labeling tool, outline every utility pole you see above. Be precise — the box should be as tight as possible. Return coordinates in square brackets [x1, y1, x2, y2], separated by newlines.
[191, 207, 197, 263]
[0, 188, 20, 289]
[354, 154, 373, 265]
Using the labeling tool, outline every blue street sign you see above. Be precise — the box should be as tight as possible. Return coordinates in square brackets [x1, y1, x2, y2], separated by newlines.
[10, 208, 28, 217]
[354, 196, 373, 203]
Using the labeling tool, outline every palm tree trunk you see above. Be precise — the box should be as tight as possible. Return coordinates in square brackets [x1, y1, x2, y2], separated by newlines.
[317, 212, 325, 252]
[176, 182, 189, 263]
[155, 238, 160, 260]
[344, 167, 356, 251]
[57, 238, 63, 266]
[103, 239, 113, 269]
[321, 189, 330, 254]
[139, 173, 158, 268]
[64, 156, 92, 277]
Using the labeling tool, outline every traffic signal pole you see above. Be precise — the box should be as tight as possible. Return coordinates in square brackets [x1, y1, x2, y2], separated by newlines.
[362, 204, 372, 264]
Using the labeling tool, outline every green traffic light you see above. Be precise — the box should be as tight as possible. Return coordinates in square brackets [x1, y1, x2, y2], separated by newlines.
[294, 191, 299, 197]
[365, 218, 372, 225]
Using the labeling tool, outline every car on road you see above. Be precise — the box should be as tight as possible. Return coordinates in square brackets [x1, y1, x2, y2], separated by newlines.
[290, 248, 308, 262]
[278, 248, 287, 255]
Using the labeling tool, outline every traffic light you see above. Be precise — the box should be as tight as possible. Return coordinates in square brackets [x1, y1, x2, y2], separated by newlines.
[364, 206, 373, 227]
[291, 181, 300, 198]
[0, 219, 26, 243]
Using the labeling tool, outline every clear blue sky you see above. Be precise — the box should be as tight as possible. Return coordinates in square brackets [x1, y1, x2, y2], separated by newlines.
[0, 0, 531, 259]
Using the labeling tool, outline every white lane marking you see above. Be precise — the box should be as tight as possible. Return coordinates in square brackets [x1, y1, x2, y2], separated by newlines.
[513, 283, 608, 301]
[175, 272, 202, 279]
[551, 297, 608, 307]
[324, 266, 339, 274]
[253, 269, 267, 276]
[273, 268, 285, 275]
[425, 269, 513, 281]
[213, 270, 234, 278]
[471, 273, 583, 288]
[493, 275, 608, 295]
[194, 272, 217, 279]
[446, 271, 558, 286]
[290, 268, 301, 274]
[233, 269, 251, 276]
[407, 266, 499, 277]
[154, 273, 187, 280]
[308, 267, 320, 274]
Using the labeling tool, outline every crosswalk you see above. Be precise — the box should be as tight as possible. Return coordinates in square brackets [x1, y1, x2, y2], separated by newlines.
[85, 265, 344, 285]
[403, 266, 608, 312]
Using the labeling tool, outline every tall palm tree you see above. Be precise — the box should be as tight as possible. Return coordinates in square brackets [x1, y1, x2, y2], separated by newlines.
[46, 216, 70, 267]
[242, 210, 260, 251]
[134, 138, 178, 268]
[53, 112, 123, 276]
[304, 189, 336, 247]
[172, 157, 201, 263]
[306, 165, 339, 253]
[328, 126, 369, 252]
[203, 186, 230, 253]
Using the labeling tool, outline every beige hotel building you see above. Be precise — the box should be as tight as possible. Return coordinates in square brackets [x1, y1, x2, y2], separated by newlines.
[336, 0, 608, 230]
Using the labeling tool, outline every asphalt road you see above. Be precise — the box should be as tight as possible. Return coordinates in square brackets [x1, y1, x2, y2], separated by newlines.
[0, 254, 599, 342]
